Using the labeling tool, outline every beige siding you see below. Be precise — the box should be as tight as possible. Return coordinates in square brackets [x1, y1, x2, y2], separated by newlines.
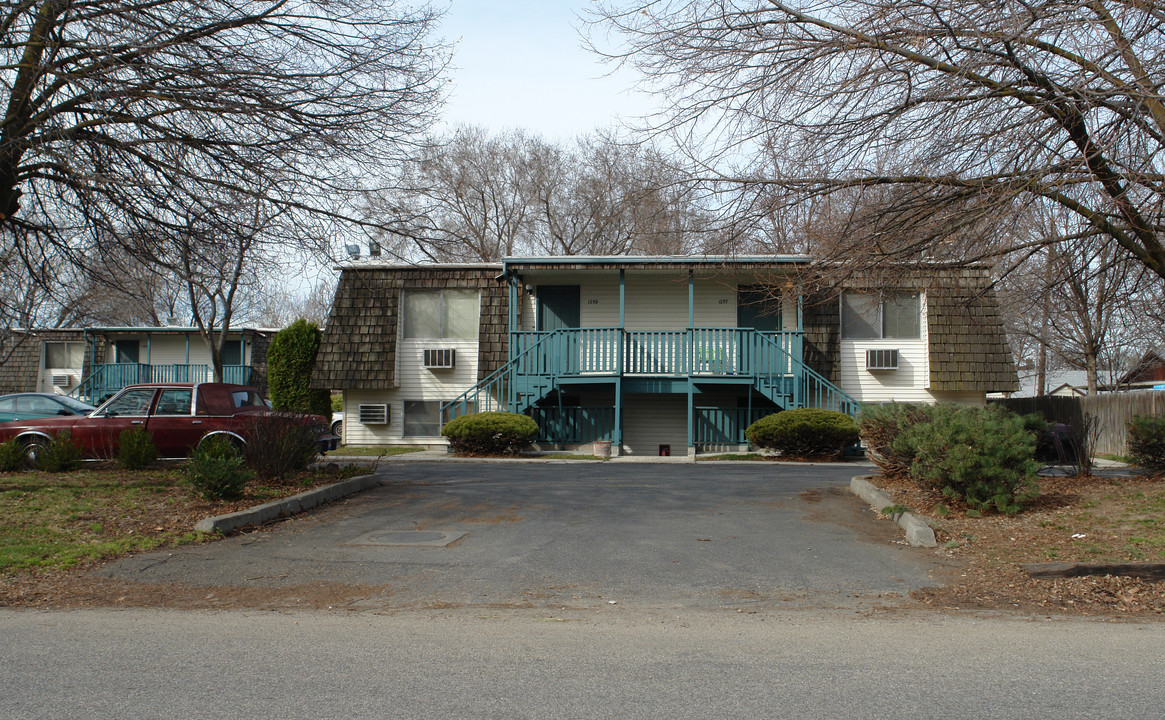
[838, 293, 937, 403]
[341, 338, 480, 446]
[621, 394, 688, 455]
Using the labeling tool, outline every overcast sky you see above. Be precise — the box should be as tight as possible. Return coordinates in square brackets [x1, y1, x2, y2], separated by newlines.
[438, 1, 655, 141]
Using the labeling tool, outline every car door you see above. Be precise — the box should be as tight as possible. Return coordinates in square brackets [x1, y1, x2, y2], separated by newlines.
[71, 387, 157, 457]
[146, 388, 203, 458]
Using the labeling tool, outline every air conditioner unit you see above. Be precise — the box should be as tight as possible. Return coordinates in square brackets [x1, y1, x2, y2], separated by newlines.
[358, 403, 390, 425]
[866, 349, 899, 371]
[52, 374, 74, 388]
[423, 348, 456, 370]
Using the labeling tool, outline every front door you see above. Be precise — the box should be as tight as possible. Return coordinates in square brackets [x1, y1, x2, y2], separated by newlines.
[537, 285, 580, 331]
[737, 288, 782, 332]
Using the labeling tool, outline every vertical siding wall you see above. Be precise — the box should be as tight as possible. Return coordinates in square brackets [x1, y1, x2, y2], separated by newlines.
[621, 394, 689, 456]
[520, 271, 788, 330]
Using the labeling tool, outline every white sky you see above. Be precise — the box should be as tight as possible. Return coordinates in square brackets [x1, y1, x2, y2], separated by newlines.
[438, 0, 655, 141]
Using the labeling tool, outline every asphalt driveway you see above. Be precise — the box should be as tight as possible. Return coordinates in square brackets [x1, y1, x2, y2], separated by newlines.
[102, 462, 946, 611]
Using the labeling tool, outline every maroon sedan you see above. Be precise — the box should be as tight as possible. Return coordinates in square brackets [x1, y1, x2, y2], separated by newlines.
[0, 383, 338, 463]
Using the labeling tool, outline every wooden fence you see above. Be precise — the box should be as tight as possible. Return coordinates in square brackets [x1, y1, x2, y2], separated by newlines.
[992, 391, 1165, 456]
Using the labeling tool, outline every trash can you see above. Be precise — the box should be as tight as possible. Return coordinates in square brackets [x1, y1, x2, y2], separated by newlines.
[593, 440, 612, 458]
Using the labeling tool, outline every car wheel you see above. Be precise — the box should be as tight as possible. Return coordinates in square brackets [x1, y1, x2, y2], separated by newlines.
[331, 420, 342, 437]
[21, 436, 48, 468]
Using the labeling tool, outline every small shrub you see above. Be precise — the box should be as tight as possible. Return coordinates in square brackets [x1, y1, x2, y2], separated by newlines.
[902, 404, 1039, 515]
[36, 431, 82, 473]
[117, 427, 157, 470]
[241, 414, 321, 482]
[0, 438, 25, 472]
[1127, 415, 1165, 471]
[188, 435, 253, 501]
[858, 403, 933, 478]
[442, 412, 539, 455]
[746, 409, 859, 459]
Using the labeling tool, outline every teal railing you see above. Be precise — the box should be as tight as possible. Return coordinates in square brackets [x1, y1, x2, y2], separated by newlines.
[443, 327, 859, 426]
[72, 363, 251, 403]
[528, 406, 615, 444]
[694, 407, 772, 446]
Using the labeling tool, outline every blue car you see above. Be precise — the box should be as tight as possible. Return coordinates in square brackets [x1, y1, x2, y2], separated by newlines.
[0, 393, 97, 423]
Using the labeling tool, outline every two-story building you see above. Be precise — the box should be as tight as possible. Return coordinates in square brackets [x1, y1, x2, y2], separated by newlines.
[312, 256, 1018, 456]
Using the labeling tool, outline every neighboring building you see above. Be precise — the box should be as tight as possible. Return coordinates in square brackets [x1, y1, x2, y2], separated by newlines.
[313, 256, 1018, 456]
[0, 327, 274, 403]
[1121, 350, 1165, 391]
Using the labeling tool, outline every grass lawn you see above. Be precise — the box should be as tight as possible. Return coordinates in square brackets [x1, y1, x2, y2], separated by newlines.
[328, 446, 426, 457]
[0, 464, 360, 576]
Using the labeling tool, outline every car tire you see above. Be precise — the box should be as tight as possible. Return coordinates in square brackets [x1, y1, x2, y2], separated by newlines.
[21, 436, 48, 469]
[331, 420, 342, 438]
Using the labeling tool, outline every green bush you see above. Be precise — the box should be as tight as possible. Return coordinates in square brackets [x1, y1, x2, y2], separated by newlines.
[117, 427, 157, 470]
[188, 435, 253, 501]
[267, 318, 332, 417]
[0, 438, 25, 472]
[900, 404, 1039, 515]
[241, 414, 321, 482]
[1127, 415, 1165, 470]
[746, 409, 859, 459]
[442, 411, 539, 455]
[36, 431, 82, 473]
[858, 403, 933, 478]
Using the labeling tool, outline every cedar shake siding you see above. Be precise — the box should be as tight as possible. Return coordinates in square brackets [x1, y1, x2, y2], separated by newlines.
[312, 265, 505, 390]
[0, 329, 93, 395]
[925, 268, 1019, 393]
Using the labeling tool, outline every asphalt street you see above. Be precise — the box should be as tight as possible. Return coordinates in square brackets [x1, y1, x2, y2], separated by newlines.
[2, 608, 1163, 720]
[99, 461, 943, 611]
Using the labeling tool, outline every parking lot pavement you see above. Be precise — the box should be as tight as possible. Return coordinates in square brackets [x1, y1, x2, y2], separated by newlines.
[102, 462, 947, 611]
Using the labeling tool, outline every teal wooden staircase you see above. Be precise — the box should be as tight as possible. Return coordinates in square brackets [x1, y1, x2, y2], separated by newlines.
[441, 328, 859, 424]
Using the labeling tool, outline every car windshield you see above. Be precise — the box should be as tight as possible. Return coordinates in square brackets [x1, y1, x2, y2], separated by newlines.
[53, 395, 97, 413]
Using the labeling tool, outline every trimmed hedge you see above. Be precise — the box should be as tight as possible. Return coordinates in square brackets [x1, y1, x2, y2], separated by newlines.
[1127, 415, 1165, 470]
[117, 427, 157, 470]
[859, 403, 1040, 515]
[0, 438, 24, 472]
[267, 319, 332, 417]
[36, 431, 82, 473]
[442, 412, 539, 455]
[746, 409, 859, 459]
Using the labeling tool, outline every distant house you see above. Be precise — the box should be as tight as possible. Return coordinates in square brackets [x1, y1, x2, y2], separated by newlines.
[1121, 350, 1165, 390]
[313, 255, 1018, 456]
[0, 326, 274, 403]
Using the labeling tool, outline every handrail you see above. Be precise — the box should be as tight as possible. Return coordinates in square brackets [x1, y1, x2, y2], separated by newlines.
[441, 330, 564, 422]
[750, 332, 861, 417]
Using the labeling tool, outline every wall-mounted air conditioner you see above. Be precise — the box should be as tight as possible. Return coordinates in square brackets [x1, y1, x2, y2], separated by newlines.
[865, 349, 899, 371]
[358, 403, 390, 425]
[52, 374, 75, 388]
[423, 348, 456, 370]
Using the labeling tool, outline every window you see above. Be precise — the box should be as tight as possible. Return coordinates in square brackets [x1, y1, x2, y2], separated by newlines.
[102, 388, 156, 416]
[44, 342, 84, 369]
[403, 400, 441, 437]
[403, 289, 479, 339]
[222, 339, 243, 366]
[841, 292, 920, 339]
[154, 389, 193, 416]
[231, 390, 265, 408]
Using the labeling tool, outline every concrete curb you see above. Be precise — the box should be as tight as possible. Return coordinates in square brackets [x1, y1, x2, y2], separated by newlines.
[850, 475, 937, 548]
[194, 472, 382, 534]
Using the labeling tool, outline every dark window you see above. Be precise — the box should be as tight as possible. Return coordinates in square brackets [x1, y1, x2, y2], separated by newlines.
[103, 388, 155, 416]
[222, 339, 243, 366]
[403, 401, 442, 437]
[841, 292, 920, 339]
[154, 389, 193, 416]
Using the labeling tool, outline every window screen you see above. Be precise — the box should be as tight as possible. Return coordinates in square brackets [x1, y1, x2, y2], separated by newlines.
[403, 401, 442, 437]
[882, 293, 920, 339]
[44, 342, 84, 369]
[841, 293, 880, 339]
[403, 290, 479, 339]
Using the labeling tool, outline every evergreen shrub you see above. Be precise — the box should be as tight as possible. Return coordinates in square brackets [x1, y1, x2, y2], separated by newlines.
[117, 427, 157, 470]
[857, 403, 933, 479]
[441, 412, 539, 455]
[0, 438, 24, 472]
[1127, 415, 1165, 470]
[900, 404, 1039, 515]
[267, 319, 332, 417]
[241, 414, 320, 482]
[188, 435, 252, 501]
[37, 431, 82, 473]
[746, 408, 859, 459]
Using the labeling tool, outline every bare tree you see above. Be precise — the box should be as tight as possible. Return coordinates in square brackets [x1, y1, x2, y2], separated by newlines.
[1, 0, 447, 302]
[587, 0, 1165, 280]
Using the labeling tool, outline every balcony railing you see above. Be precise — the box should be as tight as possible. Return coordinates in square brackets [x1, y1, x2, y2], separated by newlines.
[73, 363, 252, 403]
[510, 328, 802, 377]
